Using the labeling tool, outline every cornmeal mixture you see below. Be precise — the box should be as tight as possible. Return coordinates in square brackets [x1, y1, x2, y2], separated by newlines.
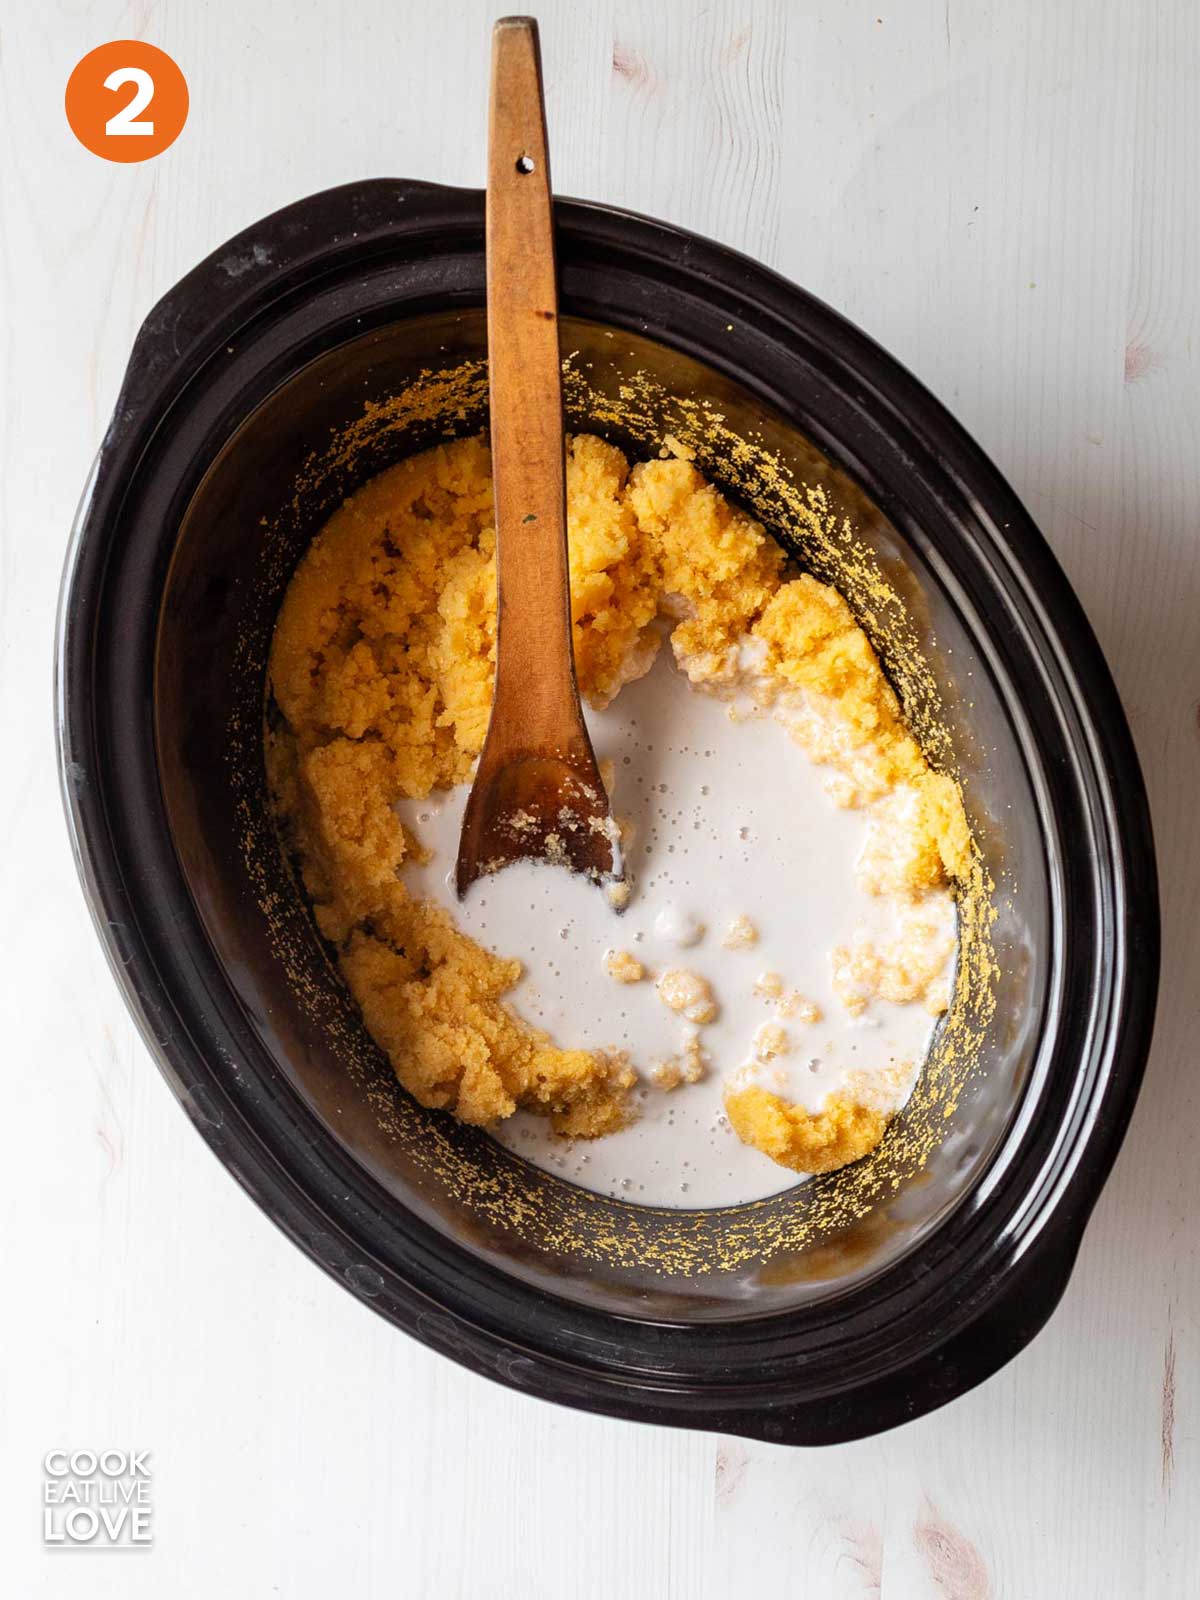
[267, 434, 969, 1178]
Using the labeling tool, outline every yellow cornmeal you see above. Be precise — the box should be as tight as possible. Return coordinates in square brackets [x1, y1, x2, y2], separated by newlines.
[724, 1084, 889, 1176]
[267, 433, 969, 1172]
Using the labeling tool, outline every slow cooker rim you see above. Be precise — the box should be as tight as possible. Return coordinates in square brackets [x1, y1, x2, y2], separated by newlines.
[55, 178, 1159, 1444]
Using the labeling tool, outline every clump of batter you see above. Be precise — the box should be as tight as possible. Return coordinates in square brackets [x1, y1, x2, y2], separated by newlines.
[724, 1084, 888, 1175]
[267, 433, 969, 1170]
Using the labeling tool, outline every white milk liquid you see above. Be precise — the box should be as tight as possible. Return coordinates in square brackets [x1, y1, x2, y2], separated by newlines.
[397, 648, 951, 1208]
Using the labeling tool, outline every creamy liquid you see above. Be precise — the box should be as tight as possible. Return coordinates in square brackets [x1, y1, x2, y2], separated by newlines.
[397, 648, 951, 1208]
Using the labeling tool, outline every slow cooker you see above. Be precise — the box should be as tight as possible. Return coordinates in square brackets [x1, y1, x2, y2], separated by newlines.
[56, 180, 1159, 1443]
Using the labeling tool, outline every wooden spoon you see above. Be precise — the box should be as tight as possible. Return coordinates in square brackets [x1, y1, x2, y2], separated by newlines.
[455, 16, 625, 903]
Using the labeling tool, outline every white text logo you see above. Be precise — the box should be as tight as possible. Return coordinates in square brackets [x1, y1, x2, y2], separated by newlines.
[43, 1450, 153, 1548]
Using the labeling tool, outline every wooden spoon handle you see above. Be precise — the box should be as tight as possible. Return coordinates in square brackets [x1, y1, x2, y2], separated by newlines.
[486, 16, 583, 746]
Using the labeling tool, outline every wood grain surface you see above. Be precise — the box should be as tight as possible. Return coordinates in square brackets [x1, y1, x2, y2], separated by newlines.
[2, 1, 1197, 1595]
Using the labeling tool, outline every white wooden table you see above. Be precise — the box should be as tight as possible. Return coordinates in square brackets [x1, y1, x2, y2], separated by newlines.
[3, 1, 1196, 1593]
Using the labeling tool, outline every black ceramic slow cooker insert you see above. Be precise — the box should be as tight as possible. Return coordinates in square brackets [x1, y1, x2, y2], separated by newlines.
[56, 180, 1159, 1444]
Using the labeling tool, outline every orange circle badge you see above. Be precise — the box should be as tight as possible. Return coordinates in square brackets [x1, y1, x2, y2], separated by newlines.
[65, 41, 189, 163]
